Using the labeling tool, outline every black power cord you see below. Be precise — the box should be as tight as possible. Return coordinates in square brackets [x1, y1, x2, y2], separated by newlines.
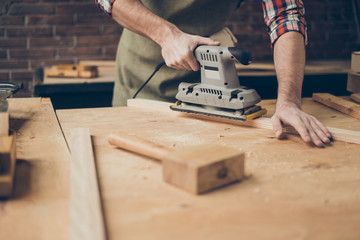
[132, 61, 166, 99]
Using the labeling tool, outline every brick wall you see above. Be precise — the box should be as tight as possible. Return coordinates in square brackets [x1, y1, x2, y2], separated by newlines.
[0, 0, 359, 96]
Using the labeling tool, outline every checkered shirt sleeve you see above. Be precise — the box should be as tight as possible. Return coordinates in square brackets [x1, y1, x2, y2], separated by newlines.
[262, 0, 307, 46]
[95, 0, 116, 17]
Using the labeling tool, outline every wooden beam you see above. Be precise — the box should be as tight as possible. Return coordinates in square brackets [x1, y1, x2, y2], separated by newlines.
[127, 99, 360, 145]
[0, 134, 16, 197]
[351, 93, 360, 104]
[0, 100, 9, 136]
[312, 93, 360, 120]
[70, 128, 106, 240]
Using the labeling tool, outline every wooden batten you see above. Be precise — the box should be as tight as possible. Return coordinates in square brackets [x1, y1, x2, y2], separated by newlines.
[312, 93, 360, 120]
[0, 133, 16, 197]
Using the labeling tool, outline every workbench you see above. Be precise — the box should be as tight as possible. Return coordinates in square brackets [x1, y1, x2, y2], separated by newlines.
[1, 97, 359, 240]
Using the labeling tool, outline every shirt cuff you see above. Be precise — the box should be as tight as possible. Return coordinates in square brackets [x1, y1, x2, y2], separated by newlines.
[95, 0, 116, 17]
[269, 18, 308, 46]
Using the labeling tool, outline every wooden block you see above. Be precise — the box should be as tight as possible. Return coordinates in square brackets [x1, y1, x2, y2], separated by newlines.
[45, 66, 98, 78]
[312, 93, 360, 120]
[351, 51, 360, 72]
[0, 133, 16, 197]
[108, 131, 245, 194]
[351, 93, 360, 104]
[162, 144, 244, 194]
[0, 100, 9, 136]
[56, 64, 97, 72]
[70, 128, 106, 240]
[347, 71, 360, 93]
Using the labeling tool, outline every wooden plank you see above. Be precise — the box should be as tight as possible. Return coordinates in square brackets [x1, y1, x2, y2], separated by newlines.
[313, 93, 360, 120]
[128, 99, 360, 144]
[0, 100, 9, 136]
[70, 128, 106, 240]
[0, 133, 16, 197]
[56, 99, 360, 240]
[351, 93, 360, 103]
[0, 98, 70, 240]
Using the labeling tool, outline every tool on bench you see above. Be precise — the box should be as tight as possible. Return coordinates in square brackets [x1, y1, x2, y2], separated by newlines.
[108, 131, 245, 194]
[170, 45, 267, 121]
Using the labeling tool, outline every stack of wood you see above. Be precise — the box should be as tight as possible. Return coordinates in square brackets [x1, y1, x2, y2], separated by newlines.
[348, 52, 360, 103]
[45, 64, 99, 78]
[0, 100, 16, 198]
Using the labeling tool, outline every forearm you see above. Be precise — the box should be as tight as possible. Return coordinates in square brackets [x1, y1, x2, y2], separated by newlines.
[111, 0, 179, 47]
[273, 31, 305, 108]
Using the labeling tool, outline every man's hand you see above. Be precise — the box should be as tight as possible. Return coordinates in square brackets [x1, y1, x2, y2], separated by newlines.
[160, 31, 220, 71]
[112, 0, 219, 72]
[273, 31, 332, 147]
[271, 101, 331, 147]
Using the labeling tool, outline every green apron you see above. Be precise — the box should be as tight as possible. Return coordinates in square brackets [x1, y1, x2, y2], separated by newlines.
[113, 0, 242, 106]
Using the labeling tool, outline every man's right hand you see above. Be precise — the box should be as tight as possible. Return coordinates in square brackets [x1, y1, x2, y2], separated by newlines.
[160, 31, 220, 71]
[112, 0, 219, 72]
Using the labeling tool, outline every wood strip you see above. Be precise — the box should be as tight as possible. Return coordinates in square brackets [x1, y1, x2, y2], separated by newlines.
[127, 99, 360, 144]
[70, 128, 106, 240]
[351, 93, 360, 104]
[313, 93, 360, 120]
[0, 100, 9, 136]
[0, 133, 16, 197]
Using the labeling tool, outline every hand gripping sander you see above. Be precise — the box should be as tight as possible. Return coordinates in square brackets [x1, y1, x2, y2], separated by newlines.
[170, 46, 267, 121]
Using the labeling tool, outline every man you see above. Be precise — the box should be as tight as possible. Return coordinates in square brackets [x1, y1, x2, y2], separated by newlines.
[96, 0, 332, 147]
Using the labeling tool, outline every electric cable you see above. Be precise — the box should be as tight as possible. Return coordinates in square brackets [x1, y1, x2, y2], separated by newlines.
[132, 61, 166, 99]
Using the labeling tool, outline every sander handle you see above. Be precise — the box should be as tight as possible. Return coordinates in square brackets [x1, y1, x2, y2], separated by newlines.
[108, 131, 173, 162]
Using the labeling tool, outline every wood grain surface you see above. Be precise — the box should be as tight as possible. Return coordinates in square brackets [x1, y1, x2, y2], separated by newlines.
[57, 98, 360, 240]
[0, 98, 70, 240]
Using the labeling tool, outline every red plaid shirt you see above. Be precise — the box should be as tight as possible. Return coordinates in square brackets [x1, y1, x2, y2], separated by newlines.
[262, 0, 307, 46]
[95, 0, 307, 46]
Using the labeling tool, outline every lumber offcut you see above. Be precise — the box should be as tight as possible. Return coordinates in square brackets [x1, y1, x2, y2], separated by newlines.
[70, 128, 106, 240]
[351, 93, 360, 104]
[0, 101, 9, 136]
[312, 93, 360, 120]
[0, 134, 16, 197]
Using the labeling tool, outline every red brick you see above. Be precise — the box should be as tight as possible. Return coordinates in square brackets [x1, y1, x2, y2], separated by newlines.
[11, 70, 34, 81]
[9, 3, 55, 15]
[7, 27, 53, 37]
[0, 50, 7, 59]
[77, 35, 119, 46]
[101, 25, 123, 35]
[104, 46, 117, 57]
[0, 38, 27, 48]
[10, 49, 55, 58]
[77, 15, 115, 25]
[26, 15, 74, 25]
[55, 26, 100, 36]
[30, 37, 73, 48]
[0, 72, 10, 81]
[0, 60, 28, 69]
[56, 3, 99, 15]
[30, 58, 73, 68]
[0, 16, 25, 26]
[58, 47, 101, 56]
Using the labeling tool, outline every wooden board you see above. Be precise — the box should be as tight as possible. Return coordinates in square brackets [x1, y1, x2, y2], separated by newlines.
[0, 98, 70, 240]
[0, 133, 16, 197]
[351, 93, 360, 104]
[57, 98, 360, 240]
[313, 93, 360, 120]
[0, 100, 9, 136]
[70, 128, 106, 240]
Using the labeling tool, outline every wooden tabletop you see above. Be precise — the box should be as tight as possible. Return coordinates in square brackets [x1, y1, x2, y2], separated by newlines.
[1, 97, 360, 240]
